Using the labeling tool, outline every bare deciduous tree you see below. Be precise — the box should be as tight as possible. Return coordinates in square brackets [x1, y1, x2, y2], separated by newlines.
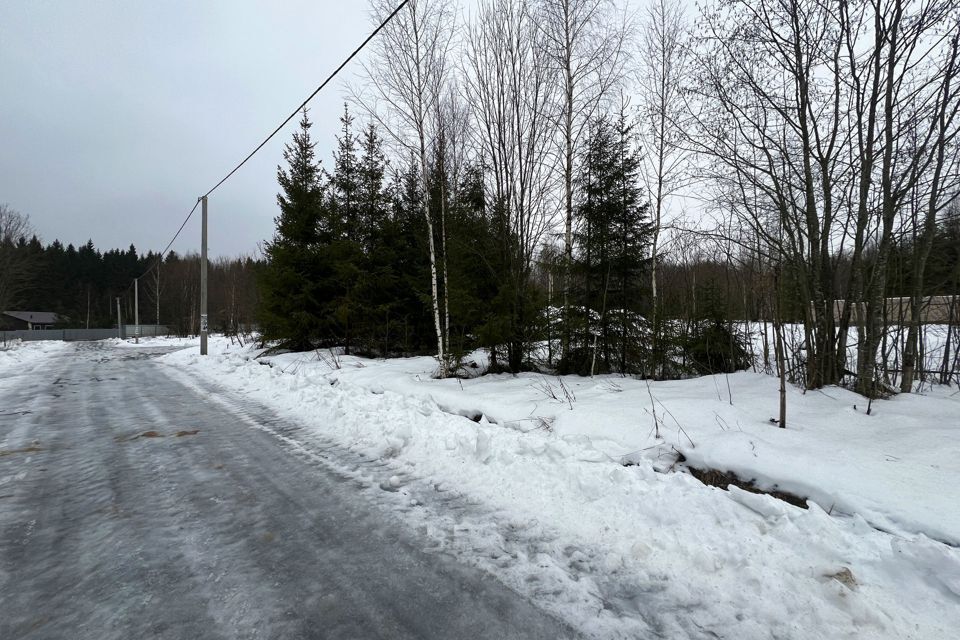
[0, 204, 34, 315]
[464, 0, 562, 371]
[636, 0, 689, 375]
[536, 0, 629, 365]
[691, 0, 849, 389]
[893, 31, 960, 391]
[690, 0, 960, 397]
[357, 0, 456, 376]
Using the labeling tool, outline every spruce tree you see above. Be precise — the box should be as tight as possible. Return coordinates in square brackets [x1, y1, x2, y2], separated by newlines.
[444, 163, 499, 360]
[357, 123, 389, 255]
[258, 108, 329, 350]
[382, 157, 432, 354]
[352, 122, 395, 353]
[329, 104, 360, 239]
[569, 114, 651, 374]
[326, 105, 364, 353]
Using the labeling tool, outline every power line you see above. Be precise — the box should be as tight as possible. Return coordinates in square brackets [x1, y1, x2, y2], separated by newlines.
[121, 0, 410, 316]
[128, 0, 409, 288]
[201, 0, 410, 199]
[131, 198, 201, 285]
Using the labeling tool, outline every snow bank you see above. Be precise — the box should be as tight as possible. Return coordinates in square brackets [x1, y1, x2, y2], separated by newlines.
[160, 339, 960, 639]
[262, 348, 960, 547]
[0, 340, 68, 383]
[111, 335, 201, 348]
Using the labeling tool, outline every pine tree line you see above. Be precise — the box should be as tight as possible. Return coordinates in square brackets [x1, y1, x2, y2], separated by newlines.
[0, 221, 259, 336]
[260, 107, 496, 362]
[259, 104, 663, 374]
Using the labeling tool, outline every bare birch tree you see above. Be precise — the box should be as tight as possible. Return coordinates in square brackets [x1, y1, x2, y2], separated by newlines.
[464, 0, 562, 371]
[432, 87, 480, 360]
[536, 0, 629, 368]
[357, 0, 455, 376]
[636, 0, 689, 376]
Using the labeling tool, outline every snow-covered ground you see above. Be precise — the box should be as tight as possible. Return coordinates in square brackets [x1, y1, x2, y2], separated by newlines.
[159, 337, 960, 639]
[111, 335, 201, 349]
[0, 340, 70, 389]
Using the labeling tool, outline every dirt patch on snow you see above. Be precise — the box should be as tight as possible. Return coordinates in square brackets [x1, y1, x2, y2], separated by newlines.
[115, 429, 199, 441]
[115, 431, 164, 442]
[0, 446, 44, 457]
[685, 465, 809, 510]
[825, 567, 858, 589]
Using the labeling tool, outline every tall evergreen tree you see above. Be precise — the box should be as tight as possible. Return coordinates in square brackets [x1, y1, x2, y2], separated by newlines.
[383, 157, 433, 354]
[568, 114, 652, 374]
[443, 163, 500, 361]
[325, 105, 364, 353]
[352, 123, 396, 354]
[357, 123, 389, 255]
[258, 108, 329, 350]
[329, 104, 360, 239]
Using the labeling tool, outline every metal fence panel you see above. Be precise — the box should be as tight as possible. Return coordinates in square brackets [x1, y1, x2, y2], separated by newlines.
[122, 325, 170, 338]
[0, 325, 173, 344]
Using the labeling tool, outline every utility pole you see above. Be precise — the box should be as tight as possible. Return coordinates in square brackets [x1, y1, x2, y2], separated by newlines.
[200, 196, 208, 355]
[134, 277, 140, 344]
[116, 297, 122, 340]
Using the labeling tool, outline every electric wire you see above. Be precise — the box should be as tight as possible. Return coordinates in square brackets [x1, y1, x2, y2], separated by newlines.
[125, 0, 408, 298]
[200, 0, 409, 199]
[129, 198, 201, 289]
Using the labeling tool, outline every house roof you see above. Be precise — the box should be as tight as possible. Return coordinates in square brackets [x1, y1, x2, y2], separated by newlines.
[3, 311, 61, 324]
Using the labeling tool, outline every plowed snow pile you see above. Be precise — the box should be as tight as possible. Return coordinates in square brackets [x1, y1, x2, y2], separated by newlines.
[162, 338, 960, 640]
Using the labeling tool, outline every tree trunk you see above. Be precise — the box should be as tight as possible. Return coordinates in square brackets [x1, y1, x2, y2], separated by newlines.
[419, 143, 446, 377]
[774, 272, 787, 429]
[562, 40, 574, 368]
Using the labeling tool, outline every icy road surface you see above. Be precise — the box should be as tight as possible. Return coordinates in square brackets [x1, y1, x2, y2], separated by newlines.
[0, 342, 577, 639]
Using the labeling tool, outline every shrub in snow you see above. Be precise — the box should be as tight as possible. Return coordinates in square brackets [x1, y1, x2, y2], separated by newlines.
[683, 321, 751, 375]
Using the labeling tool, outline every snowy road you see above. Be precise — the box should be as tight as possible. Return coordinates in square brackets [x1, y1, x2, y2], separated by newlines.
[0, 343, 577, 640]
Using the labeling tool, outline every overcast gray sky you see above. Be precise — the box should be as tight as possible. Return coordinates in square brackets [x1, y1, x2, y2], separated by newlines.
[0, 1, 379, 258]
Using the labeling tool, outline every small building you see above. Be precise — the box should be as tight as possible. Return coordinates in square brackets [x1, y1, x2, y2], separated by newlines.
[1, 311, 63, 330]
